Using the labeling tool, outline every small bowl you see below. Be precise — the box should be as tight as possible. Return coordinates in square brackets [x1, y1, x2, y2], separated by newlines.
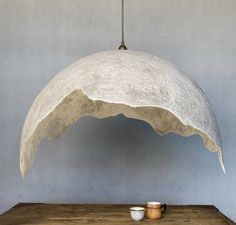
[130, 207, 145, 221]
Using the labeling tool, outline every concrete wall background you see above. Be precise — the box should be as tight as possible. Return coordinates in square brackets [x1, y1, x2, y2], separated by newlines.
[0, 0, 236, 221]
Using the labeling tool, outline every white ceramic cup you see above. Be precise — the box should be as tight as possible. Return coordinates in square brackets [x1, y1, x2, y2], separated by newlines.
[130, 207, 145, 221]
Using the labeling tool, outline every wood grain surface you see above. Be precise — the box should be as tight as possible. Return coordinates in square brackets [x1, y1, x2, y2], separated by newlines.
[0, 203, 234, 225]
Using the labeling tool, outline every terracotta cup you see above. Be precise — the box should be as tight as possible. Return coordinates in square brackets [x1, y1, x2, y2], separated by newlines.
[146, 202, 166, 219]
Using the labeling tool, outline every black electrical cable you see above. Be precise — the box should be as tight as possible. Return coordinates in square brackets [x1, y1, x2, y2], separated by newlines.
[118, 0, 127, 50]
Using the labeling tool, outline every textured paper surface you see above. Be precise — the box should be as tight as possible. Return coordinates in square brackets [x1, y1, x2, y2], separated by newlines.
[20, 50, 225, 177]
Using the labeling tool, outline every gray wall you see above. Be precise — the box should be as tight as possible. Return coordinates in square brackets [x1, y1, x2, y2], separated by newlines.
[0, 0, 236, 221]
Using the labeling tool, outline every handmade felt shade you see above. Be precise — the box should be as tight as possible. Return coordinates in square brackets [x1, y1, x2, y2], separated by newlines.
[20, 50, 225, 177]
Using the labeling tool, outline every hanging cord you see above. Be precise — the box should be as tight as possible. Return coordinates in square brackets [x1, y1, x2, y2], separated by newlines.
[118, 0, 127, 50]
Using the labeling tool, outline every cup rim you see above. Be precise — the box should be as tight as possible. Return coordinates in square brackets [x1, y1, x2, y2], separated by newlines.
[147, 202, 161, 208]
[147, 201, 161, 205]
[130, 207, 145, 211]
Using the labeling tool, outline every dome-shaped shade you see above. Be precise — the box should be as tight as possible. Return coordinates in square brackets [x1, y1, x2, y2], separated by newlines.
[20, 50, 225, 177]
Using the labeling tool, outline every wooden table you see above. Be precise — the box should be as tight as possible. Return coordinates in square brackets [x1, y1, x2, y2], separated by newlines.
[0, 203, 234, 225]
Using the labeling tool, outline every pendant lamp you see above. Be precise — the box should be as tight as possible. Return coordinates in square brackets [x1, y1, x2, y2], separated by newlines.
[20, 0, 225, 177]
